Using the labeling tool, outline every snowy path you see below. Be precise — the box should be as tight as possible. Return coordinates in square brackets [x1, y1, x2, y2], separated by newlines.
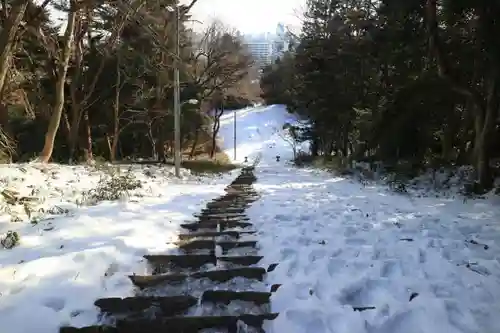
[218, 105, 500, 333]
[1, 104, 499, 333]
[61, 167, 280, 332]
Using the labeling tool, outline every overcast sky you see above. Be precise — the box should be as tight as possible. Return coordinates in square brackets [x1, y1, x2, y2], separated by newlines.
[43, 0, 305, 34]
[183, 0, 305, 33]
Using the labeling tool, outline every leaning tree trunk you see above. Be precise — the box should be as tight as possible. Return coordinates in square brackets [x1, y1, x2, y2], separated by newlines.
[39, 1, 77, 162]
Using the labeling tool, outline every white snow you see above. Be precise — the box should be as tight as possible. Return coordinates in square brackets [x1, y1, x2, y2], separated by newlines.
[1, 104, 500, 333]
[218, 104, 298, 164]
[0, 163, 238, 333]
[219, 105, 500, 333]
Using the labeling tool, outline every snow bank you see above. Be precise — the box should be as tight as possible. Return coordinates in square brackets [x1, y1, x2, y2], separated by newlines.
[0, 162, 238, 333]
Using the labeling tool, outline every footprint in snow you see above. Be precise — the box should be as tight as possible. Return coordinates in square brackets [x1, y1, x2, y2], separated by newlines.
[337, 278, 389, 308]
[380, 260, 403, 278]
[344, 237, 367, 246]
[284, 309, 328, 333]
[43, 297, 66, 312]
[72, 252, 86, 263]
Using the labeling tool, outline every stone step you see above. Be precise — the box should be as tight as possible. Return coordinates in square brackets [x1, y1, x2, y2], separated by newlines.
[118, 312, 278, 332]
[196, 217, 251, 225]
[144, 254, 216, 272]
[201, 290, 271, 305]
[218, 240, 258, 253]
[199, 209, 249, 214]
[211, 193, 243, 201]
[60, 313, 279, 333]
[180, 221, 253, 232]
[231, 175, 256, 183]
[192, 267, 266, 282]
[229, 177, 256, 183]
[129, 273, 187, 288]
[205, 201, 249, 209]
[194, 213, 249, 219]
[201, 206, 246, 213]
[129, 267, 267, 288]
[230, 177, 255, 183]
[94, 295, 197, 316]
[177, 230, 253, 241]
[176, 239, 215, 253]
[226, 182, 255, 188]
[218, 255, 263, 266]
[224, 187, 259, 196]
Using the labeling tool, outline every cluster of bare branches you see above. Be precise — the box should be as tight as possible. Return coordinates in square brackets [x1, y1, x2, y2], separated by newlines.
[0, 0, 258, 164]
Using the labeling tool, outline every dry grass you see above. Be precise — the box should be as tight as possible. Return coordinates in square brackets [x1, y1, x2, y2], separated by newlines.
[174, 131, 239, 174]
[181, 151, 238, 174]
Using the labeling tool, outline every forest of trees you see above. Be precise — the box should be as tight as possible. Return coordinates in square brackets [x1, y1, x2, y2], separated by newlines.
[260, 0, 500, 191]
[0, 0, 259, 164]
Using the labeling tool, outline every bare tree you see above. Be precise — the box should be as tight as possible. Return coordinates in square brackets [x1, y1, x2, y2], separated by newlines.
[191, 20, 251, 99]
[190, 20, 252, 158]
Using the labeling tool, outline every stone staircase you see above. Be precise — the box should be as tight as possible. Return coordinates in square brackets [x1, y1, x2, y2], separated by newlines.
[60, 166, 280, 333]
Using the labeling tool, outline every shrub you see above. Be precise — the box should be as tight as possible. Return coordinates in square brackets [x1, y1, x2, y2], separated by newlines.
[80, 171, 142, 205]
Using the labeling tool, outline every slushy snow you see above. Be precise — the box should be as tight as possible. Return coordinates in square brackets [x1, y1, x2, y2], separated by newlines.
[0, 104, 499, 333]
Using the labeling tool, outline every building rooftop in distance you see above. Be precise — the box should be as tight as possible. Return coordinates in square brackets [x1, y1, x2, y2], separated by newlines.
[242, 23, 291, 69]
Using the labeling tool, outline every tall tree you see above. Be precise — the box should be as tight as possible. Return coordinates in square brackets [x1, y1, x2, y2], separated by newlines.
[39, 0, 77, 162]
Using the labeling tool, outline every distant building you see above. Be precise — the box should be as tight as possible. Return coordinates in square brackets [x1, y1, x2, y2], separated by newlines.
[245, 41, 273, 68]
[243, 23, 291, 69]
[273, 23, 288, 57]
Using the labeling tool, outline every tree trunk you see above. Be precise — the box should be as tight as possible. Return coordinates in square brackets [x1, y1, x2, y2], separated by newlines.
[210, 112, 222, 159]
[472, 84, 498, 189]
[146, 121, 157, 160]
[67, 105, 82, 163]
[0, 0, 28, 97]
[39, 1, 77, 162]
[189, 129, 200, 159]
[311, 136, 319, 156]
[68, 19, 84, 163]
[109, 52, 122, 162]
[82, 109, 93, 162]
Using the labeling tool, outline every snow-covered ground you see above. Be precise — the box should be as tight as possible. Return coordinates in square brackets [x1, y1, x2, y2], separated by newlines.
[218, 104, 299, 164]
[220, 105, 500, 333]
[0, 163, 238, 333]
[1, 104, 499, 333]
